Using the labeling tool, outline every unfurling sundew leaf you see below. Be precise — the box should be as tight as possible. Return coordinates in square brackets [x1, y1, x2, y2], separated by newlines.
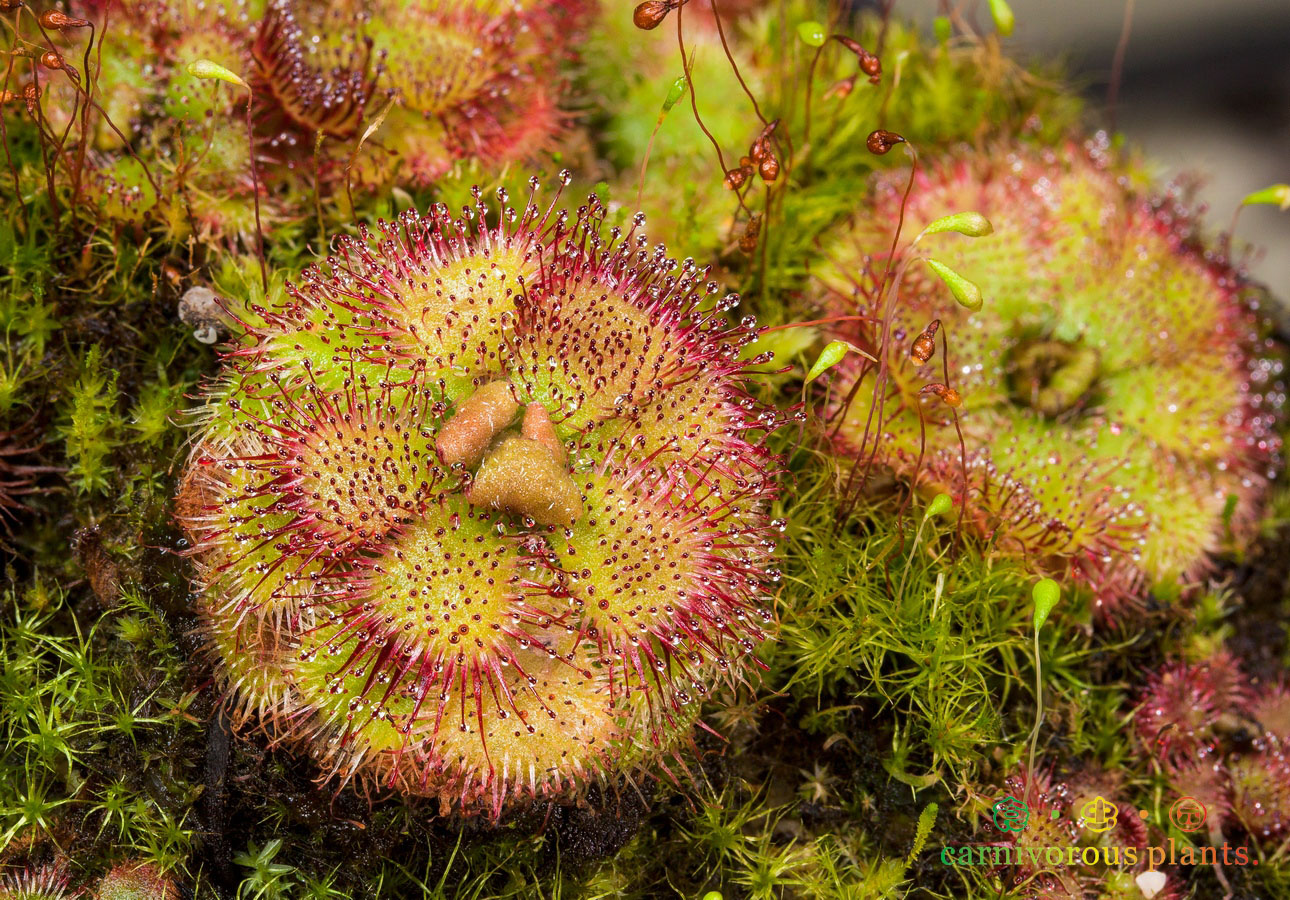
[185, 59, 249, 91]
[662, 75, 688, 112]
[797, 21, 827, 47]
[924, 259, 983, 311]
[1032, 578, 1060, 630]
[988, 0, 1016, 37]
[1241, 183, 1290, 210]
[805, 340, 876, 384]
[925, 493, 952, 519]
[920, 211, 993, 238]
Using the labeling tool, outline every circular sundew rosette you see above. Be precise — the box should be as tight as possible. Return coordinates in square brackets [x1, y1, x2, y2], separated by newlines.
[33, 0, 591, 239]
[250, 0, 589, 186]
[816, 140, 1283, 615]
[178, 179, 788, 817]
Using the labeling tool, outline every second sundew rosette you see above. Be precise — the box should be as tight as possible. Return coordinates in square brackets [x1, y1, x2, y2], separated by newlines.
[818, 141, 1283, 617]
[31, 0, 592, 242]
[176, 178, 789, 818]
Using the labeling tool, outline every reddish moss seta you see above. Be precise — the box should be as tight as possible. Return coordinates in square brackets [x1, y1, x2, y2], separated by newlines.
[177, 178, 788, 818]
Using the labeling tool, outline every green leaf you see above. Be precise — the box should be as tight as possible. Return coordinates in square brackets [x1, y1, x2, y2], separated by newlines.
[924, 259, 983, 311]
[185, 59, 249, 90]
[925, 493, 953, 519]
[1241, 184, 1290, 210]
[797, 20, 827, 47]
[988, 0, 1015, 36]
[662, 75, 688, 112]
[921, 211, 993, 238]
[1032, 578, 1060, 630]
[933, 16, 952, 44]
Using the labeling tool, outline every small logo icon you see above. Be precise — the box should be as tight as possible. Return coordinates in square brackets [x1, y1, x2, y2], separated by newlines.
[1078, 795, 1119, 833]
[992, 795, 1029, 833]
[1168, 796, 1207, 833]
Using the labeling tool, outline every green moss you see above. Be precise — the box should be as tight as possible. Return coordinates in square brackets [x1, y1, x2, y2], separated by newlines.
[59, 347, 123, 494]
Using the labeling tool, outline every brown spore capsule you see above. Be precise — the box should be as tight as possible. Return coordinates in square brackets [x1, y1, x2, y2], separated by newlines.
[724, 165, 752, 190]
[910, 320, 940, 365]
[21, 82, 39, 116]
[633, 0, 677, 30]
[867, 129, 905, 155]
[38, 10, 89, 29]
[920, 382, 962, 408]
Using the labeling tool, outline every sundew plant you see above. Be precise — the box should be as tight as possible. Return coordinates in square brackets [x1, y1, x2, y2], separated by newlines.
[2, 1, 1289, 899]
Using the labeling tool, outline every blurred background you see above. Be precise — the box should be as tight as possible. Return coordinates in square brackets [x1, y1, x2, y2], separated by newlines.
[892, 0, 1290, 291]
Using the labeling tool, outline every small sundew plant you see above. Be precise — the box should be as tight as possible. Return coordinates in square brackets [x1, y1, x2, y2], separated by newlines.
[1132, 656, 1290, 852]
[818, 140, 1284, 614]
[0, 863, 71, 900]
[176, 177, 790, 818]
[94, 862, 179, 900]
[253, 0, 590, 188]
[10, 0, 589, 243]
